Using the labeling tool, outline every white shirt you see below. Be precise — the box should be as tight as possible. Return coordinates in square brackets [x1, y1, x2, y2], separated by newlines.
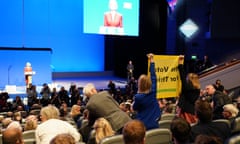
[35, 119, 80, 144]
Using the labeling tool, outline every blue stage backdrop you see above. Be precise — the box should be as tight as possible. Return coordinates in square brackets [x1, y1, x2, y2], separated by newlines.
[0, 0, 104, 73]
[0, 49, 52, 88]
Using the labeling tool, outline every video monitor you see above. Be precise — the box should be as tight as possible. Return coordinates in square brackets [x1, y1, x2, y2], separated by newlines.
[83, 0, 140, 36]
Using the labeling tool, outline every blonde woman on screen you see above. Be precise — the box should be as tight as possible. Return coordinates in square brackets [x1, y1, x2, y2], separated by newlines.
[99, 0, 124, 35]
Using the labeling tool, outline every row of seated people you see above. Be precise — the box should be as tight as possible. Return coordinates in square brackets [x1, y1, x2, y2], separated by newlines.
[0, 104, 156, 144]
[2, 101, 239, 144]
[0, 96, 239, 144]
[158, 98, 240, 144]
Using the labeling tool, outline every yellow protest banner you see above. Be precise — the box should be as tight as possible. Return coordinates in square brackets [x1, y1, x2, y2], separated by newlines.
[148, 55, 182, 99]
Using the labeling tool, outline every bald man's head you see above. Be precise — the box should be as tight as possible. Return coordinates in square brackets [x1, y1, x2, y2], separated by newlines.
[2, 127, 23, 144]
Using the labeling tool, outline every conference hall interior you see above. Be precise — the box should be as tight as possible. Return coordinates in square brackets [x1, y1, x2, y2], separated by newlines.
[1, 0, 240, 143]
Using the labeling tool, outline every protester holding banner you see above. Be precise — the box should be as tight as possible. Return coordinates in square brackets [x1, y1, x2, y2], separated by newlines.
[177, 55, 200, 124]
[132, 53, 161, 130]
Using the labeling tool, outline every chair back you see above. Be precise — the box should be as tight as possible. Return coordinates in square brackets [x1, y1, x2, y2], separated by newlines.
[0, 134, 2, 144]
[158, 120, 172, 129]
[212, 119, 231, 128]
[29, 109, 41, 116]
[22, 130, 36, 140]
[81, 119, 89, 128]
[232, 117, 240, 134]
[160, 113, 176, 121]
[23, 138, 36, 144]
[99, 134, 124, 144]
[228, 135, 240, 144]
[145, 128, 172, 144]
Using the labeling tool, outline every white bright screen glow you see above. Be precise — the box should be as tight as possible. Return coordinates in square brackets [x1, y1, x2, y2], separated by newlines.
[179, 19, 199, 38]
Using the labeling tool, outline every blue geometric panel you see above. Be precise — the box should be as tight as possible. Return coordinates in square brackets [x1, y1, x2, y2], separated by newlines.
[179, 19, 199, 38]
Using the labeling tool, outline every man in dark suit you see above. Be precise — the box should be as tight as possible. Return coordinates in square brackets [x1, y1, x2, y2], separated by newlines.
[127, 60, 134, 82]
[214, 79, 225, 92]
[190, 99, 231, 143]
[83, 83, 132, 133]
[205, 84, 231, 119]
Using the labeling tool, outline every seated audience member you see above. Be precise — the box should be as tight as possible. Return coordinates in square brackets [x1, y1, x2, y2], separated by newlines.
[12, 95, 25, 111]
[70, 104, 82, 125]
[0, 93, 10, 112]
[222, 103, 239, 129]
[158, 98, 168, 111]
[79, 109, 89, 128]
[194, 134, 222, 144]
[7, 111, 14, 117]
[234, 96, 240, 111]
[83, 83, 131, 133]
[2, 127, 24, 144]
[163, 103, 176, 114]
[119, 102, 127, 111]
[30, 103, 42, 110]
[7, 120, 23, 132]
[2, 117, 23, 132]
[122, 119, 146, 144]
[200, 55, 213, 71]
[59, 102, 72, 121]
[24, 115, 38, 131]
[2, 117, 13, 129]
[35, 105, 80, 144]
[170, 117, 191, 144]
[79, 109, 92, 143]
[50, 133, 76, 144]
[0, 114, 4, 123]
[13, 111, 23, 124]
[205, 84, 232, 120]
[190, 99, 231, 143]
[88, 117, 115, 144]
[119, 102, 135, 119]
[214, 79, 224, 92]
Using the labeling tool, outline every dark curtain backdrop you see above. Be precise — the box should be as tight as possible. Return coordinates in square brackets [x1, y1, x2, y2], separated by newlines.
[105, 0, 168, 79]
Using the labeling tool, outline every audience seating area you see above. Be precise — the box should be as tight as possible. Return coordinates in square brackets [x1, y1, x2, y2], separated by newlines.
[1, 100, 240, 144]
[1, 70, 240, 144]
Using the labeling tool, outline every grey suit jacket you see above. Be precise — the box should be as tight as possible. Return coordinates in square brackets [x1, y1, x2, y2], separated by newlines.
[86, 91, 132, 131]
